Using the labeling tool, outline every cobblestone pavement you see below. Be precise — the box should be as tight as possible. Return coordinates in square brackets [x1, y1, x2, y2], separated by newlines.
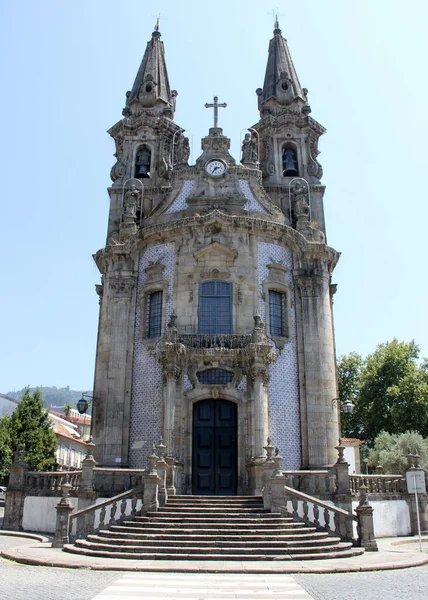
[0, 536, 121, 600]
[295, 566, 428, 600]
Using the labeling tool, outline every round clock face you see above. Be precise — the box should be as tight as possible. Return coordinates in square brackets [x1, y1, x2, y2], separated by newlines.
[205, 159, 227, 177]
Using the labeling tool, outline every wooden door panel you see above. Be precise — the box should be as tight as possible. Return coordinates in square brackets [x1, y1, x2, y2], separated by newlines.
[193, 399, 237, 495]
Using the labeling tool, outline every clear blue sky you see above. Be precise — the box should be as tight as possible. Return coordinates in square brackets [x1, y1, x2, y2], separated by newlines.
[1, 0, 427, 393]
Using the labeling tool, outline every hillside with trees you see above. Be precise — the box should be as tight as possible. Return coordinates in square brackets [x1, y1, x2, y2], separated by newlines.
[6, 386, 91, 413]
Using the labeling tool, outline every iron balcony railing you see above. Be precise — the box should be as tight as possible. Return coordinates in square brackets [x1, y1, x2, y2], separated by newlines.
[178, 333, 253, 350]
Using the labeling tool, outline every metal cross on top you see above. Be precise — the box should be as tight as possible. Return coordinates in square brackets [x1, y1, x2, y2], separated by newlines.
[204, 96, 227, 129]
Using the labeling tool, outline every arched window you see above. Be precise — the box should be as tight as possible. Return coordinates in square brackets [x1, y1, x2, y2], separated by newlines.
[282, 145, 298, 177]
[135, 145, 151, 179]
[269, 290, 287, 337]
[147, 290, 163, 338]
[197, 369, 234, 385]
[198, 281, 232, 334]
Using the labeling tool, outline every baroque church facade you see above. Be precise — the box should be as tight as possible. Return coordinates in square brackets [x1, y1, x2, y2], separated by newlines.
[92, 21, 341, 495]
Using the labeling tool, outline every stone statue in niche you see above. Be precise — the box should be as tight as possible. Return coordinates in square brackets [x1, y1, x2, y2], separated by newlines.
[174, 134, 190, 164]
[282, 147, 298, 176]
[241, 133, 258, 165]
[124, 184, 140, 219]
[292, 180, 310, 220]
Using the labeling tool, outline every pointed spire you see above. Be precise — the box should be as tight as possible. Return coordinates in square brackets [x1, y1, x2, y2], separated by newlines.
[257, 21, 309, 113]
[123, 23, 177, 118]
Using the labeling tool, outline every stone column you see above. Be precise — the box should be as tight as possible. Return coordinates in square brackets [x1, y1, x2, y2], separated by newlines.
[405, 455, 428, 536]
[92, 265, 137, 467]
[156, 439, 168, 507]
[52, 479, 75, 548]
[250, 365, 270, 459]
[355, 484, 378, 551]
[143, 447, 160, 511]
[2, 445, 29, 531]
[163, 364, 181, 456]
[333, 440, 353, 512]
[165, 457, 178, 496]
[294, 262, 339, 467]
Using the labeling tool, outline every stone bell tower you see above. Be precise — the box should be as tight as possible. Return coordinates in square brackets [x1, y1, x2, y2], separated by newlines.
[91, 20, 341, 494]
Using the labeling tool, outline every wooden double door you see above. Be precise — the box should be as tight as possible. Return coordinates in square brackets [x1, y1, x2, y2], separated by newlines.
[192, 399, 237, 495]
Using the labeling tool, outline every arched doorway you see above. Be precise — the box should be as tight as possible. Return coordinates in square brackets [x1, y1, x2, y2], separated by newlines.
[192, 399, 237, 495]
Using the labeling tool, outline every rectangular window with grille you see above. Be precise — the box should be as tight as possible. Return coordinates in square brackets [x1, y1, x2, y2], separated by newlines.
[147, 290, 163, 338]
[198, 281, 232, 334]
[269, 290, 285, 337]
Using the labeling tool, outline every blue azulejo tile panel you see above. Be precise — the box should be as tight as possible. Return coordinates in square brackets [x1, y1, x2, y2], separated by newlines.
[257, 242, 301, 469]
[129, 243, 175, 467]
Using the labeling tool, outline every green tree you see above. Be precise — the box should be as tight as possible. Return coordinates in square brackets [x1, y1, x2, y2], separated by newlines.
[339, 340, 428, 445]
[337, 351, 364, 439]
[368, 430, 428, 474]
[63, 403, 72, 417]
[9, 388, 57, 471]
[0, 416, 12, 484]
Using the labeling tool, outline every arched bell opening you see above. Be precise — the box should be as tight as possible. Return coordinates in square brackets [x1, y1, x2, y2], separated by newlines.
[135, 145, 152, 179]
[282, 144, 299, 177]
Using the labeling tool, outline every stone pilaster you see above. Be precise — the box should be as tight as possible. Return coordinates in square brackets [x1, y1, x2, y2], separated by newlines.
[163, 364, 181, 456]
[92, 256, 137, 467]
[249, 365, 270, 459]
[294, 260, 339, 467]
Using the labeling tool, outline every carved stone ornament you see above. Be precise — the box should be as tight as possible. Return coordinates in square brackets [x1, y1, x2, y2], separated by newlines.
[249, 366, 270, 385]
[200, 268, 230, 280]
[110, 160, 126, 182]
[164, 364, 181, 382]
[144, 263, 165, 283]
[266, 263, 287, 284]
[109, 274, 136, 297]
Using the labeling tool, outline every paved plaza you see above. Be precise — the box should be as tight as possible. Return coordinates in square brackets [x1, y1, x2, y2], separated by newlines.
[1, 507, 428, 600]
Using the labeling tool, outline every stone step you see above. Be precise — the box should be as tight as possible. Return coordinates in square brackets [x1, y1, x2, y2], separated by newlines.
[166, 501, 264, 508]
[157, 506, 269, 514]
[64, 495, 363, 562]
[171, 495, 263, 501]
[121, 520, 311, 530]
[143, 513, 285, 521]
[64, 541, 365, 561]
[89, 534, 340, 548]
[73, 538, 351, 555]
[102, 529, 328, 541]
[114, 524, 318, 535]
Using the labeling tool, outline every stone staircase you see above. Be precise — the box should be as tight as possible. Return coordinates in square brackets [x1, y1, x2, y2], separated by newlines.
[64, 495, 364, 560]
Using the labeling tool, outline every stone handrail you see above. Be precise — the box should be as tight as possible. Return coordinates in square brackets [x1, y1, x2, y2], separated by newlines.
[69, 485, 145, 541]
[178, 333, 252, 350]
[24, 470, 81, 495]
[349, 474, 406, 496]
[281, 484, 358, 542]
[283, 470, 337, 499]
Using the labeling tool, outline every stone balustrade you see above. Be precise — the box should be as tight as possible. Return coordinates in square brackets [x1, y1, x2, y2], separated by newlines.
[349, 474, 406, 497]
[283, 470, 337, 499]
[69, 485, 145, 541]
[24, 471, 81, 496]
[281, 484, 357, 542]
[93, 468, 145, 496]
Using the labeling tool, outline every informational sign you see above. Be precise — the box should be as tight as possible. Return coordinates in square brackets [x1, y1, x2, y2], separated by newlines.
[406, 470, 426, 494]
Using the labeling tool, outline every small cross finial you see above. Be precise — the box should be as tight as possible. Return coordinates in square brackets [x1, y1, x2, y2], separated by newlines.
[269, 8, 284, 31]
[204, 95, 227, 129]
